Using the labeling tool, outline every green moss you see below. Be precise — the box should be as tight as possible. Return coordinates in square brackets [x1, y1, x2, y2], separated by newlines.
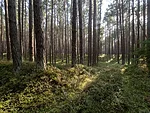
[0, 62, 150, 113]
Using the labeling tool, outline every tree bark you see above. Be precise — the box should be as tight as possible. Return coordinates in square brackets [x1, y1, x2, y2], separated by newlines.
[18, 0, 22, 58]
[0, 2, 3, 59]
[88, 0, 92, 66]
[78, 0, 83, 64]
[33, 0, 46, 69]
[72, 0, 77, 67]
[143, 0, 146, 45]
[93, 0, 97, 65]
[147, 0, 150, 75]
[29, 0, 33, 61]
[116, 0, 119, 64]
[121, 0, 125, 64]
[128, 0, 131, 64]
[8, 0, 22, 72]
[4, 0, 10, 60]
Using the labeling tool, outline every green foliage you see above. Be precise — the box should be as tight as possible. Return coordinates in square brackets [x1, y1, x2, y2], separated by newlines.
[0, 62, 150, 113]
[122, 66, 150, 113]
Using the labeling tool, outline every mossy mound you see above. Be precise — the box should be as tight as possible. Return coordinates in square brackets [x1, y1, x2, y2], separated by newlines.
[0, 63, 95, 113]
[0, 62, 150, 113]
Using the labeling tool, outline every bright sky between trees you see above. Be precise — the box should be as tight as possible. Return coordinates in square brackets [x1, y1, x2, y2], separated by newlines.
[102, 0, 113, 19]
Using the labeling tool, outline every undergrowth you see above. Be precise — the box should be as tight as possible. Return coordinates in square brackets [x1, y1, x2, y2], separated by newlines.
[0, 61, 150, 113]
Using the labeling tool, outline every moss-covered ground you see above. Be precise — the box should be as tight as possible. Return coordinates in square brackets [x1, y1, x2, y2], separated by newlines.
[0, 61, 150, 113]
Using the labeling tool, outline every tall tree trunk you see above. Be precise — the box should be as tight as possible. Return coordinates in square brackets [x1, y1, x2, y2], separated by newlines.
[72, 0, 77, 67]
[147, 0, 150, 75]
[64, 0, 67, 64]
[143, 0, 146, 45]
[18, 0, 22, 57]
[88, 0, 92, 66]
[137, 0, 140, 62]
[33, 0, 46, 69]
[121, 0, 125, 64]
[131, 0, 135, 63]
[45, 0, 48, 63]
[78, 0, 83, 64]
[53, 6, 56, 65]
[97, 0, 102, 62]
[8, 0, 22, 72]
[116, 0, 119, 64]
[4, 0, 10, 60]
[22, 0, 24, 57]
[29, 0, 33, 61]
[24, 0, 27, 60]
[50, 0, 54, 65]
[128, 0, 131, 64]
[67, 0, 70, 64]
[93, 0, 97, 65]
[0, 2, 3, 59]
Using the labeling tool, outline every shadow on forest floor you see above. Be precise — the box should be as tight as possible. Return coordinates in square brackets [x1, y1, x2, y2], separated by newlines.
[0, 61, 150, 113]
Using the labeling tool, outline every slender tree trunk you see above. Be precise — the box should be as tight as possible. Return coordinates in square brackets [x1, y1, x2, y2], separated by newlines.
[64, 0, 67, 64]
[72, 0, 77, 67]
[24, 0, 27, 60]
[147, 0, 150, 75]
[8, 0, 22, 72]
[116, 0, 120, 64]
[50, 0, 54, 65]
[136, 0, 140, 62]
[29, 0, 33, 61]
[61, 17, 64, 62]
[88, 0, 92, 66]
[131, 0, 135, 63]
[4, 0, 10, 60]
[78, 0, 83, 64]
[45, 0, 48, 63]
[143, 0, 146, 45]
[18, 0, 22, 57]
[22, 0, 24, 58]
[0, 2, 3, 59]
[121, 0, 125, 64]
[53, 7, 56, 65]
[93, 0, 97, 65]
[33, 0, 46, 69]
[128, 0, 131, 64]
[108, 28, 111, 59]
[97, 0, 102, 62]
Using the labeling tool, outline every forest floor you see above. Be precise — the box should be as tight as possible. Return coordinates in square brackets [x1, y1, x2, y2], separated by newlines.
[0, 61, 150, 113]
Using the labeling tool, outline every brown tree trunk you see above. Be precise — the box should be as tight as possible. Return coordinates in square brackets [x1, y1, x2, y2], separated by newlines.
[78, 0, 83, 64]
[147, 0, 150, 75]
[24, 0, 27, 60]
[29, 0, 33, 61]
[0, 2, 3, 59]
[136, 0, 140, 63]
[33, 0, 46, 69]
[128, 0, 131, 64]
[45, 0, 48, 63]
[88, 0, 92, 66]
[143, 0, 146, 43]
[4, 0, 10, 60]
[93, 0, 97, 65]
[22, 0, 24, 58]
[72, 0, 77, 67]
[131, 0, 135, 63]
[116, 0, 120, 64]
[121, 0, 125, 64]
[18, 0, 22, 58]
[8, 0, 22, 72]
[97, 0, 102, 62]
